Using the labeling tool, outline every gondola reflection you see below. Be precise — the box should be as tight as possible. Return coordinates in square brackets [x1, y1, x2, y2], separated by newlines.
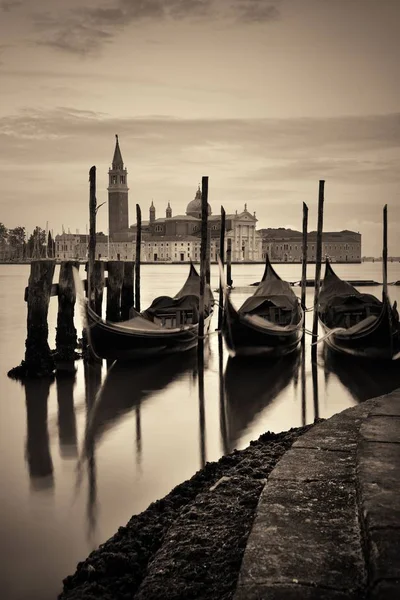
[81, 350, 200, 462]
[323, 345, 400, 403]
[24, 377, 55, 492]
[223, 350, 301, 452]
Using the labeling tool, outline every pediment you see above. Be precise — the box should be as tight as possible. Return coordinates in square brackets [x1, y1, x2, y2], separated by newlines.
[236, 211, 256, 221]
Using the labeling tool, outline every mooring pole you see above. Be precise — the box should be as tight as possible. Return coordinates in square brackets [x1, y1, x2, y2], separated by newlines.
[20, 260, 56, 378]
[198, 176, 209, 344]
[93, 260, 105, 317]
[55, 260, 79, 363]
[121, 261, 135, 320]
[226, 239, 232, 287]
[382, 204, 388, 298]
[301, 202, 309, 333]
[135, 204, 142, 312]
[311, 180, 325, 360]
[88, 166, 96, 310]
[217, 206, 226, 331]
[106, 261, 124, 322]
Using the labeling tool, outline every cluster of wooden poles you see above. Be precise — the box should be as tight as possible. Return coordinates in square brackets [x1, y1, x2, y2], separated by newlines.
[8, 169, 327, 379]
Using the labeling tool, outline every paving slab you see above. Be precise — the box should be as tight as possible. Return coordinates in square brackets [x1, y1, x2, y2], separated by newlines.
[268, 446, 355, 482]
[360, 415, 400, 443]
[235, 583, 355, 600]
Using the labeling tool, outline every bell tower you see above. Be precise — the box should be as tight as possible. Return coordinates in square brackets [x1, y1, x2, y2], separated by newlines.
[166, 202, 172, 218]
[150, 200, 156, 224]
[108, 134, 129, 239]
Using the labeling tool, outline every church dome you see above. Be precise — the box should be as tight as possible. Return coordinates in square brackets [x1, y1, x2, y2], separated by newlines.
[186, 185, 211, 218]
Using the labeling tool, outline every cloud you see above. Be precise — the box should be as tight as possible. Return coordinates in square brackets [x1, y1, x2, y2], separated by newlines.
[0, 0, 22, 12]
[0, 109, 399, 189]
[233, 0, 280, 23]
[31, 0, 280, 55]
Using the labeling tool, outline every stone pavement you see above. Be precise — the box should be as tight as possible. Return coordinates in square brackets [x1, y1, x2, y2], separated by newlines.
[234, 389, 400, 600]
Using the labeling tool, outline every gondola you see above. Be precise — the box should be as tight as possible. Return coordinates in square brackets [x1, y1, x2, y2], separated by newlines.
[317, 260, 400, 360]
[85, 263, 214, 361]
[221, 255, 304, 357]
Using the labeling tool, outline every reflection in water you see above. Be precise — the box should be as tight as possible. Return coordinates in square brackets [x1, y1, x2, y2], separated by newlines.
[197, 342, 207, 470]
[311, 355, 320, 421]
[323, 346, 400, 403]
[224, 351, 300, 451]
[56, 370, 78, 459]
[218, 335, 229, 456]
[301, 337, 307, 427]
[24, 377, 54, 491]
[84, 361, 103, 549]
[82, 350, 199, 457]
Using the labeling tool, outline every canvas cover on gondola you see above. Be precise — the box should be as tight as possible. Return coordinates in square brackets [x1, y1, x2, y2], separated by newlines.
[143, 263, 214, 318]
[239, 262, 298, 315]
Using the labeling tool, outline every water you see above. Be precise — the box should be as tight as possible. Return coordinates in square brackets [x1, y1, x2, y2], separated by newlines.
[1, 262, 400, 600]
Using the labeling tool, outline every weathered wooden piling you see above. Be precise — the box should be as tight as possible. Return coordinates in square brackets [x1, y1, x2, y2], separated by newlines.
[121, 261, 135, 320]
[55, 261, 79, 363]
[311, 180, 325, 360]
[88, 166, 97, 310]
[382, 204, 388, 297]
[218, 206, 226, 331]
[205, 223, 211, 286]
[301, 202, 308, 329]
[8, 259, 56, 379]
[198, 176, 209, 343]
[106, 261, 124, 322]
[135, 204, 142, 312]
[92, 260, 105, 317]
[226, 239, 233, 287]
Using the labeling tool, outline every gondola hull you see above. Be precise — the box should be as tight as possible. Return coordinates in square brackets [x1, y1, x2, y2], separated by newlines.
[87, 308, 212, 361]
[223, 297, 304, 358]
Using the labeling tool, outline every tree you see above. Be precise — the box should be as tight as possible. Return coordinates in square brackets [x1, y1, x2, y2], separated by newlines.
[47, 231, 55, 258]
[0, 223, 8, 260]
[8, 226, 26, 260]
[27, 226, 46, 259]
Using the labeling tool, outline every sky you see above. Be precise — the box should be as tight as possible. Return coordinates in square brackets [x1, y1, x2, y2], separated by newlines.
[0, 0, 399, 255]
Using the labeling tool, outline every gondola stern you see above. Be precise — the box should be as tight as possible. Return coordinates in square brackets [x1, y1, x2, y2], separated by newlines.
[261, 253, 282, 283]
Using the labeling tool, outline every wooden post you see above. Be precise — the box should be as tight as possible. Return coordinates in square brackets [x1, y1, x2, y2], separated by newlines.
[198, 176, 209, 343]
[218, 206, 226, 330]
[226, 239, 233, 287]
[311, 180, 325, 360]
[205, 224, 211, 285]
[93, 260, 105, 317]
[55, 261, 79, 363]
[106, 261, 124, 322]
[88, 166, 97, 310]
[135, 204, 142, 312]
[382, 204, 388, 298]
[8, 259, 56, 378]
[301, 202, 308, 332]
[121, 261, 135, 320]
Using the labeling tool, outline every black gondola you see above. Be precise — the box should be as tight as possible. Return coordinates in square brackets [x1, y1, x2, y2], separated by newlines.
[221, 255, 304, 358]
[317, 260, 400, 360]
[85, 263, 214, 361]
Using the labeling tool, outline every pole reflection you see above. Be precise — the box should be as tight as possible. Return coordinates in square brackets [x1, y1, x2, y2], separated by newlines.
[311, 353, 320, 421]
[301, 336, 307, 427]
[56, 370, 78, 459]
[218, 334, 229, 456]
[197, 340, 207, 470]
[84, 360, 103, 549]
[224, 351, 301, 450]
[24, 376, 55, 492]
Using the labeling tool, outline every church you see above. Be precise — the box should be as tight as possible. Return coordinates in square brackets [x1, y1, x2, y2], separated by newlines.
[107, 136, 263, 262]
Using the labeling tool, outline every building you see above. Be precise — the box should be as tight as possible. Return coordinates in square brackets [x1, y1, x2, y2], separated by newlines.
[131, 187, 263, 262]
[259, 228, 362, 263]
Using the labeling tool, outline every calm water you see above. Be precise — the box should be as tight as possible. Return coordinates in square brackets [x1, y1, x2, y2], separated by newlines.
[1, 262, 400, 600]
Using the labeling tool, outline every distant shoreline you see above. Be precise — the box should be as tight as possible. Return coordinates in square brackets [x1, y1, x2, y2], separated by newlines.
[0, 259, 372, 266]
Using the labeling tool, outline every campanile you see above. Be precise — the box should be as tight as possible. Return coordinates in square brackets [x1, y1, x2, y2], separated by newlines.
[108, 134, 129, 238]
